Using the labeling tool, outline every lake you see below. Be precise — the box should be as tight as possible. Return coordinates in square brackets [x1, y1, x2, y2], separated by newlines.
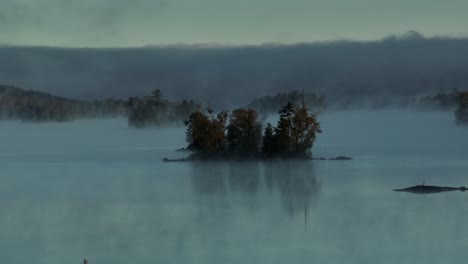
[0, 110, 467, 264]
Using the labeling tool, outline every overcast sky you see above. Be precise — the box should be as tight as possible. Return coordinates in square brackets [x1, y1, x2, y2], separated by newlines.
[1, 0, 467, 47]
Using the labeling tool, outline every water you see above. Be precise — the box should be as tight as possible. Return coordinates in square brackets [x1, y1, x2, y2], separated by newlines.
[0, 111, 467, 264]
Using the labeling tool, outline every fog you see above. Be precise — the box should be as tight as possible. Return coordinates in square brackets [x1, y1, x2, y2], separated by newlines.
[2, 33, 468, 108]
[0, 110, 467, 263]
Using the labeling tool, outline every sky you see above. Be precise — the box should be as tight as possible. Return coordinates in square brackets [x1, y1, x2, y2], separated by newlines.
[0, 0, 467, 47]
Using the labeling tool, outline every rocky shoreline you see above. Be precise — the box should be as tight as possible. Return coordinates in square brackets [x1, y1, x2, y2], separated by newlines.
[163, 154, 352, 162]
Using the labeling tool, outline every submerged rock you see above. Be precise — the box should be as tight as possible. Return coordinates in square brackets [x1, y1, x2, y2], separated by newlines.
[163, 157, 190, 162]
[394, 185, 466, 194]
[328, 156, 352, 160]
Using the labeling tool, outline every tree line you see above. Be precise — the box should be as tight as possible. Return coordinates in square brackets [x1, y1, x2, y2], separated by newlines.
[184, 100, 321, 160]
[246, 90, 325, 114]
[0, 85, 199, 125]
[126, 89, 200, 127]
[416, 92, 458, 110]
[0, 85, 125, 121]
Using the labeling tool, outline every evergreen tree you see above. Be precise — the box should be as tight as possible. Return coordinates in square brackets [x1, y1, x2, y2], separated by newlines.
[226, 109, 262, 155]
[184, 110, 210, 152]
[263, 101, 321, 158]
[262, 123, 276, 156]
[175, 99, 201, 121]
[146, 89, 164, 105]
[274, 102, 295, 155]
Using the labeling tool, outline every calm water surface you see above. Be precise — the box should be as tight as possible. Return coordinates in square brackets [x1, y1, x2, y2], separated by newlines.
[0, 110, 467, 264]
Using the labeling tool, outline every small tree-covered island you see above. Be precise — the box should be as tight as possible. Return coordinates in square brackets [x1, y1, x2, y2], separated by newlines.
[165, 101, 351, 161]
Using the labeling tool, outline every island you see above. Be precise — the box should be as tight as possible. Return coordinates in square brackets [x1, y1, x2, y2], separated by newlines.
[165, 98, 351, 161]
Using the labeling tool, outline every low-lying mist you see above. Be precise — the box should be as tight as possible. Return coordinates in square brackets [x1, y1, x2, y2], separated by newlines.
[0, 110, 467, 263]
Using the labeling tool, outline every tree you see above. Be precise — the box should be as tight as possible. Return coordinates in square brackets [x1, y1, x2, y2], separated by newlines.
[175, 99, 201, 121]
[274, 102, 295, 154]
[127, 90, 172, 127]
[146, 89, 169, 124]
[125, 97, 137, 113]
[226, 108, 262, 155]
[146, 89, 164, 106]
[184, 110, 228, 155]
[262, 123, 276, 156]
[210, 111, 229, 153]
[262, 101, 321, 158]
[185, 110, 209, 151]
[246, 90, 326, 114]
[290, 106, 321, 157]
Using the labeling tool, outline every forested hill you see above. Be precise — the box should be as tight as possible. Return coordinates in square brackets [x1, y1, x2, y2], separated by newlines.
[0, 85, 125, 121]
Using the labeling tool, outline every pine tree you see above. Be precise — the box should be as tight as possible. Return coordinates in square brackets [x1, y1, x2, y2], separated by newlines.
[274, 102, 295, 155]
[262, 123, 276, 156]
[226, 109, 262, 155]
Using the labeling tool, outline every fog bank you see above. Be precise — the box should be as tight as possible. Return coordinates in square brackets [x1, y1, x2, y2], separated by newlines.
[2, 33, 468, 108]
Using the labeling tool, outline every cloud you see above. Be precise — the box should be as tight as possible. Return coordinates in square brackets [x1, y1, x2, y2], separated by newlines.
[0, 0, 170, 44]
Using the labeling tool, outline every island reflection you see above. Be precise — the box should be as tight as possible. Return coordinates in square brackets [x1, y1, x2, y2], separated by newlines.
[190, 160, 321, 225]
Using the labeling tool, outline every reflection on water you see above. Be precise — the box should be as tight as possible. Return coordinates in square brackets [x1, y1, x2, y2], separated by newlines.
[190, 161, 321, 227]
[1, 112, 468, 264]
[264, 161, 320, 222]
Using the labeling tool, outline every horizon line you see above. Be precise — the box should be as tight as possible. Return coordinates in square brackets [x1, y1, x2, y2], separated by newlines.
[2, 31, 468, 50]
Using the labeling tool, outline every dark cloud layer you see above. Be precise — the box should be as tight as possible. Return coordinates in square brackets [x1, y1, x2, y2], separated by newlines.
[1, 35, 468, 108]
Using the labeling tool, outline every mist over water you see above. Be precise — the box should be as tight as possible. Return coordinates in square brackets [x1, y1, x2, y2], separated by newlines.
[0, 110, 467, 263]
